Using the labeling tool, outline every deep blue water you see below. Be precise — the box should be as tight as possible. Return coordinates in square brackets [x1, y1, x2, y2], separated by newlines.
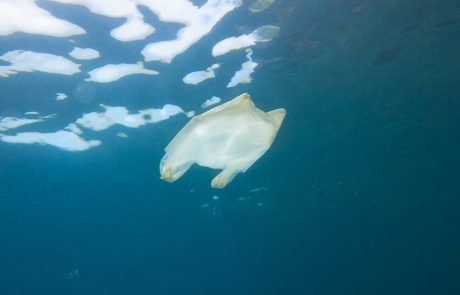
[1, 0, 460, 294]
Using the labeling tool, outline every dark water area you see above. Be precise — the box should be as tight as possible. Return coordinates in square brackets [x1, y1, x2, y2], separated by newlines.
[1, 0, 459, 294]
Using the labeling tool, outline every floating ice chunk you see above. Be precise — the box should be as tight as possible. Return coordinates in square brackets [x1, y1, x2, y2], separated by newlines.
[77, 106, 146, 131]
[110, 14, 155, 41]
[201, 96, 221, 108]
[227, 49, 258, 88]
[0, 50, 81, 77]
[212, 25, 280, 56]
[0, 131, 101, 152]
[249, 186, 268, 193]
[140, 104, 185, 123]
[69, 47, 100, 60]
[85, 62, 158, 83]
[0, 114, 55, 131]
[249, 0, 276, 13]
[76, 104, 184, 131]
[50, 0, 155, 41]
[160, 93, 286, 188]
[212, 35, 254, 57]
[65, 123, 83, 135]
[56, 93, 68, 101]
[137, 0, 200, 24]
[182, 64, 220, 85]
[50, 0, 139, 18]
[24, 111, 40, 115]
[141, 0, 242, 63]
[117, 132, 128, 138]
[0, 0, 85, 37]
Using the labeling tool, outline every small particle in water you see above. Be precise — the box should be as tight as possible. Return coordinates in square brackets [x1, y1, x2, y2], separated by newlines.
[201, 203, 209, 208]
[249, 186, 268, 193]
[212, 195, 219, 200]
[56, 92, 68, 101]
[117, 132, 128, 138]
[67, 267, 79, 280]
[257, 202, 263, 207]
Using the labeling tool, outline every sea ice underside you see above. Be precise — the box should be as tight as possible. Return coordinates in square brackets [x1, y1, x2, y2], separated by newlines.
[160, 93, 286, 189]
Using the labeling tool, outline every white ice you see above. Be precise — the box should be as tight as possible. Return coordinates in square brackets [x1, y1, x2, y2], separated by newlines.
[227, 49, 258, 88]
[182, 64, 220, 85]
[110, 14, 155, 41]
[56, 93, 68, 101]
[212, 25, 280, 56]
[0, 114, 55, 132]
[0, 0, 85, 37]
[85, 63, 158, 83]
[201, 96, 221, 108]
[141, 0, 242, 63]
[0, 50, 81, 77]
[69, 47, 100, 60]
[65, 123, 83, 135]
[0, 131, 101, 152]
[76, 104, 184, 131]
[50, 0, 155, 41]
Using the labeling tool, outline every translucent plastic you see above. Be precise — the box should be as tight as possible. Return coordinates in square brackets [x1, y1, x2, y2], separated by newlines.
[160, 93, 286, 188]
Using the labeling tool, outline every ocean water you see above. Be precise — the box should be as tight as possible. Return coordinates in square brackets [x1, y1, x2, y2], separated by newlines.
[1, 0, 459, 294]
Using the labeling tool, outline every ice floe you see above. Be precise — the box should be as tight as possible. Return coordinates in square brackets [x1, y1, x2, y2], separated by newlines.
[76, 104, 184, 131]
[69, 47, 100, 60]
[182, 64, 220, 85]
[0, 114, 55, 132]
[0, 131, 101, 152]
[50, 0, 139, 18]
[0, 0, 246, 50]
[0, 0, 85, 37]
[0, 50, 81, 77]
[201, 96, 221, 108]
[110, 14, 155, 41]
[24, 111, 40, 116]
[137, 0, 200, 24]
[185, 111, 195, 118]
[50, 0, 155, 41]
[227, 49, 258, 88]
[141, 0, 242, 63]
[85, 62, 158, 83]
[56, 93, 68, 101]
[117, 132, 128, 138]
[212, 25, 280, 56]
[65, 123, 83, 135]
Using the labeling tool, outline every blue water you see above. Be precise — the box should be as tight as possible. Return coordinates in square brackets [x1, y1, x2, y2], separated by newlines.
[1, 0, 460, 294]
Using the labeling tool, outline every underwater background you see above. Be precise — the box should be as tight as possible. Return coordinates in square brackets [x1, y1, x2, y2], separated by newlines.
[1, 0, 459, 294]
